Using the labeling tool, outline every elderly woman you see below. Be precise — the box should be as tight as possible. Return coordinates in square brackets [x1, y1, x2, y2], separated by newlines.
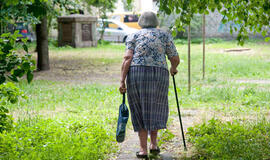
[119, 11, 180, 158]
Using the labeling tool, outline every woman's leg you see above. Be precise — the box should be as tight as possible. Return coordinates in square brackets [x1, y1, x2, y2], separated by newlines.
[138, 129, 148, 154]
[150, 130, 158, 149]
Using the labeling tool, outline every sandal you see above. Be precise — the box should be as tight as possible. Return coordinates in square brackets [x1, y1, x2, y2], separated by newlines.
[150, 146, 160, 155]
[136, 151, 148, 159]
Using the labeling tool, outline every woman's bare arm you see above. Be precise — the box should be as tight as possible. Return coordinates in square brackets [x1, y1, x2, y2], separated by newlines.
[119, 49, 133, 94]
[169, 56, 180, 76]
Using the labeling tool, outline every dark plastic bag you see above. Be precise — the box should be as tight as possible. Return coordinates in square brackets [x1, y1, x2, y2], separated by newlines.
[116, 93, 129, 143]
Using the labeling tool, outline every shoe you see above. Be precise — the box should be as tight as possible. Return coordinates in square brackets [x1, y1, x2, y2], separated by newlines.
[150, 146, 160, 155]
[136, 151, 148, 159]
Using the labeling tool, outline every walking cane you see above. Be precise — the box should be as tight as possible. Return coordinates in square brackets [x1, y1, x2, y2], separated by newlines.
[172, 75, 187, 151]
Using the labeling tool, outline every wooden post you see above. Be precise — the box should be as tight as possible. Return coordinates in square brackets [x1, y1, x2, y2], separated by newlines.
[202, 14, 206, 79]
[188, 25, 191, 93]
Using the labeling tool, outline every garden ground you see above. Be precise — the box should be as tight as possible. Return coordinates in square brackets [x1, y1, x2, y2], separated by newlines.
[3, 39, 270, 159]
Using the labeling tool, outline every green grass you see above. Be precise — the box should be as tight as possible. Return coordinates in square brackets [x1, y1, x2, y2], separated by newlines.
[1, 116, 117, 159]
[2, 40, 270, 159]
[187, 118, 270, 159]
[2, 82, 121, 159]
[175, 43, 270, 81]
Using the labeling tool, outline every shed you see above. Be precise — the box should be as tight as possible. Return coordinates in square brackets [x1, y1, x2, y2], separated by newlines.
[58, 14, 97, 48]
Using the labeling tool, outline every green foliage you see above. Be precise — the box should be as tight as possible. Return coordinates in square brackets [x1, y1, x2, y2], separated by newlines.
[2, 82, 120, 159]
[159, 14, 203, 39]
[0, 117, 117, 159]
[0, 82, 24, 105]
[83, 0, 117, 40]
[0, 106, 13, 133]
[0, 0, 39, 27]
[0, 83, 22, 133]
[83, 0, 117, 18]
[1, 83, 119, 159]
[26, 0, 81, 19]
[157, 0, 270, 45]
[0, 31, 35, 84]
[187, 118, 270, 159]
[122, 0, 134, 11]
[0, 0, 81, 36]
[0, 0, 80, 21]
[0, 32, 35, 133]
[158, 129, 175, 146]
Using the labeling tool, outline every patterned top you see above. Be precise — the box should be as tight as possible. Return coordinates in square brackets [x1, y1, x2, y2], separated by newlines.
[126, 28, 178, 69]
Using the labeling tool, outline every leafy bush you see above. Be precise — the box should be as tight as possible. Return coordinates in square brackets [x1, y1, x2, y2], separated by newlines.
[187, 118, 270, 159]
[0, 82, 24, 132]
[0, 31, 35, 133]
[0, 31, 35, 84]
[0, 106, 13, 133]
[0, 117, 117, 160]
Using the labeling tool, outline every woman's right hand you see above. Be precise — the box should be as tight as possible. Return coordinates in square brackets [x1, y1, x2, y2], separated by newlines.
[170, 67, 178, 76]
[119, 81, 126, 94]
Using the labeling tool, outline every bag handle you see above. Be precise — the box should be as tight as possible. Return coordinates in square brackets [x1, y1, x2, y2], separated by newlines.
[122, 93, 125, 104]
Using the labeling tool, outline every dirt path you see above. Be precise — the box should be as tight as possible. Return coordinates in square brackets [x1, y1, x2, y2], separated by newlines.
[113, 109, 211, 160]
[115, 129, 179, 160]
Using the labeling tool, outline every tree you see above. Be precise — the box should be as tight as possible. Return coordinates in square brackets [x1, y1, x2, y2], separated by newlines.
[122, 0, 134, 12]
[157, 0, 270, 45]
[27, 0, 80, 70]
[83, 0, 117, 40]
[0, 0, 80, 71]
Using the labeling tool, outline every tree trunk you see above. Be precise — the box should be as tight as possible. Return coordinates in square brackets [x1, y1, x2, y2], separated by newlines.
[36, 16, 49, 71]
[99, 18, 106, 41]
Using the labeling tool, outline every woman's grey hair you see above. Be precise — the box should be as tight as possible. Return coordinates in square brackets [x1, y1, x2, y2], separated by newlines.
[138, 11, 159, 28]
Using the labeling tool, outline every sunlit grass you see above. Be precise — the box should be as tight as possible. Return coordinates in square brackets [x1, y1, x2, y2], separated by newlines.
[3, 40, 269, 159]
[12, 40, 270, 114]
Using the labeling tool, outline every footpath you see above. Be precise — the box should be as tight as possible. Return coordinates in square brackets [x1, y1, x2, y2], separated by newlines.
[115, 109, 206, 160]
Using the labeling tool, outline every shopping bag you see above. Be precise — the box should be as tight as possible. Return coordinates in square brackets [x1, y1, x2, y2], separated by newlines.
[116, 93, 129, 143]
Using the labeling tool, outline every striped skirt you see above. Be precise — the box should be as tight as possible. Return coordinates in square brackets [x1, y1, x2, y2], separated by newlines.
[126, 66, 169, 132]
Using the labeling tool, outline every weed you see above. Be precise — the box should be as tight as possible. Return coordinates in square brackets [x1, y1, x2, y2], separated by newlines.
[187, 118, 270, 159]
[0, 116, 117, 160]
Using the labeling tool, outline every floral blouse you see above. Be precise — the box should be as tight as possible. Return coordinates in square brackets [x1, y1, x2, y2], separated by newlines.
[126, 28, 178, 69]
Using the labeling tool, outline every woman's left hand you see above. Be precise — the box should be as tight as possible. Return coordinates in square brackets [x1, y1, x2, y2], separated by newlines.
[119, 81, 126, 94]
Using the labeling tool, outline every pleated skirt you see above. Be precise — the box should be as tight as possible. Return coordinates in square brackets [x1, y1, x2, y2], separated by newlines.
[126, 66, 169, 132]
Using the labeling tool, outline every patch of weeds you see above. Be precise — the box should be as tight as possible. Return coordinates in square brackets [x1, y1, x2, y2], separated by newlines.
[187, 118, 270, 159]
[158, 129, 175, 146]
[0, 116, 117, 160]
[98, 39, 111, 45]
[239, 87, 270, 108]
